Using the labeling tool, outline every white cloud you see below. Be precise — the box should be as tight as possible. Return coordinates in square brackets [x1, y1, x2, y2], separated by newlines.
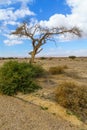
[3, 34, 29, 46]
[4, 34, 19, 39]
[0, 0, 35, 27]
[4, 39, 23, 46]
[0, 0, 33, 5]
[40, 0, 87, 39]
[0, 7, 34, 21]
[4, 21, 20, 26]
[0, 6, 35, 41]
[40, 14, 69, 28]
[0, 0, 11, 5]
[0, 8, 14, 21]
[3, 34, 22, 45]
[14, 8, 35, 18]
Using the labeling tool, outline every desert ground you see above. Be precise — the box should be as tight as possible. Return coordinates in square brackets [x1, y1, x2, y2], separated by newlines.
[0, 57, 87, 130]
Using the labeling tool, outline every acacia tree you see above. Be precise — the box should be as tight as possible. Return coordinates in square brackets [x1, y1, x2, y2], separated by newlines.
[12, 22, 81, 63]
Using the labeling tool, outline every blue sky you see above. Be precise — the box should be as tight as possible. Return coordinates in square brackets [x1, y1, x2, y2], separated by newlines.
[0, 0, 87, 57]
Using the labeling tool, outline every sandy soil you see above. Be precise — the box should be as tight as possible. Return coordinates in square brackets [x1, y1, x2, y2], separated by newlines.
[0, 95, 82, 130]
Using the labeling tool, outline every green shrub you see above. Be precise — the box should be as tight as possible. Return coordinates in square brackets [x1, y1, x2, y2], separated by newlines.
[29, 64, 45, 78]
[49, 66, 65, 75]
[55, 81, 87, 122]
[0, 61, 44, 96]
[69, 56, 76, 59]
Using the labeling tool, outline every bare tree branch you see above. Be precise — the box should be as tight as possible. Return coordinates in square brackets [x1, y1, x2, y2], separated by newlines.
[11, 22, 81, 63]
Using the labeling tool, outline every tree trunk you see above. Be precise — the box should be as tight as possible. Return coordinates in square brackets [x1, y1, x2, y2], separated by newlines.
[29, 42, 42, 63]
[29, 51, 36, 64]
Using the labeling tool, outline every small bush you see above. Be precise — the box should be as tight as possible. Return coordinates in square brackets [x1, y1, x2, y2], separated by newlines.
[55, 81, 87, 122]
[0, 61, 44, 96]
[69, 56, 76, 59]
[40, 57, 47, 60]
[49, 66, 66, 75]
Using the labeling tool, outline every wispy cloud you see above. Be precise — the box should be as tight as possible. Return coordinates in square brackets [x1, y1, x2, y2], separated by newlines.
[0, 0, 34, 6]
[4, 39, 23, 46]
[0, 0, 11, 5]
[3, 34, 29, 46]
[39, 47, 87, 57]
[0, 7, 35, 21]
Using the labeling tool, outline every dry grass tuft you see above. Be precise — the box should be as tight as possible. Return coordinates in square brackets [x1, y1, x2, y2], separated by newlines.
[63, 65, 68, 69]
[49, 65, 68, 75]
[55, 81, 87, 122]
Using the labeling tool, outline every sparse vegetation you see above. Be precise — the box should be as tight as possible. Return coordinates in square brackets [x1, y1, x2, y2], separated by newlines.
[49, 65, 68, 75]
[0, 61, 45, 96]
[55, 81, 87, 122]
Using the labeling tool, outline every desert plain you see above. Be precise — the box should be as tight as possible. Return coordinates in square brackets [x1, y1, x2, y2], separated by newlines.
[0, 57, 87, 130]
